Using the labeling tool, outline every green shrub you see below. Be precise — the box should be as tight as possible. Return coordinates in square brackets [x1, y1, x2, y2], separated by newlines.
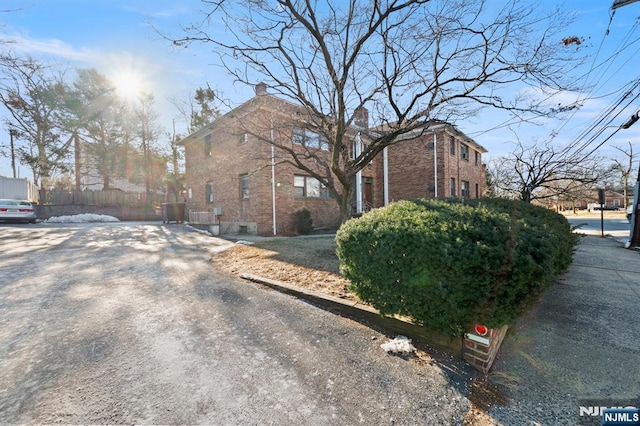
[294, 208, 313, 235]
[335, 198, 578, 336]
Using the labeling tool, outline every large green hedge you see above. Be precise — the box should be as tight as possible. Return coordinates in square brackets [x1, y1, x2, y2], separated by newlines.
[335, 198, 578, 336]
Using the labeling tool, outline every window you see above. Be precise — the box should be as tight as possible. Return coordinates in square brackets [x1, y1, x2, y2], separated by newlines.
[461, 180, 470, 198]
[204, 134, 212, 157]
[475, 183, 479, 199]
[292, 127, 329, 151]
[461, 144, 469, 160]
[294, 175, 330, 198]
[293, 127, 305, 145]
[475, 151, 480, 166]
[449, 136, 456, 155]
[450, 177, 456, 197]
[206, 182, 214, 203]
[239, 133, 248, 144]
[239, 174, 249, 199]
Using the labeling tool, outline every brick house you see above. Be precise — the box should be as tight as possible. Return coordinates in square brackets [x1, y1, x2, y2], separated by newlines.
[584, 189, 626, 211]
[385, 123, 487, 202]
[180, 84, 487, 235]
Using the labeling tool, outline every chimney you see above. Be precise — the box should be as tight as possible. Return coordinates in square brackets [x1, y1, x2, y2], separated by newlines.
[255, 82, 268, 96]
[353, 106, 369, 129]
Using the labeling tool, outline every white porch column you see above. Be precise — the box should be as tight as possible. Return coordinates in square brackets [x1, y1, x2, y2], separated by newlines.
[355, 132, 363, 213]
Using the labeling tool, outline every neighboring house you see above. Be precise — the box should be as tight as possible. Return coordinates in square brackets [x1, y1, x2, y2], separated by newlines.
[78, 144, 161, 193]
[585, 189, 626, 211]
[180, 84, 487, 236]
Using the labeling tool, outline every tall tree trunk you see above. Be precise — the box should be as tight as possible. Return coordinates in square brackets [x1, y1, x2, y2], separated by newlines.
[338, 181, 355, 224]
[74, 134, 82, 190]
[102, 174, 110, 190]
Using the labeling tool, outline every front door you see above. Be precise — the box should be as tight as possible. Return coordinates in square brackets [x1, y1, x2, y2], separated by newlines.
[363, 177, 373, 211]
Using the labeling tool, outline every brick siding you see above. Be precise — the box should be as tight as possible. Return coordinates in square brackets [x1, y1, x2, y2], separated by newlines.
[182, 92, 487, 235]
[387, 131, 485, 202]
[463, 325, 509, 374]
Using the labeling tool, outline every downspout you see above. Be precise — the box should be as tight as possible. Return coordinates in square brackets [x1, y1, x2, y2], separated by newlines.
[355, 132, 363, 213]
[433, 131, 438, 198]
[271, 125, 277, 236]
[383, 146, 389, 205]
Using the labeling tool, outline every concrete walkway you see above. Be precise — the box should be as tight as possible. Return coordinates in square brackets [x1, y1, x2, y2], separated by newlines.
[488, 235, 640, 425]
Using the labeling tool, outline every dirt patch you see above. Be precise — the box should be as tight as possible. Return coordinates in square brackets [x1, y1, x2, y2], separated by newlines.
[210, 238, 358, 303]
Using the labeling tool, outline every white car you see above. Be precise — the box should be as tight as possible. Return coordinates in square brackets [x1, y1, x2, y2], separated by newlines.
[627, 204, 634, 223]
[0, 199, 37, 223]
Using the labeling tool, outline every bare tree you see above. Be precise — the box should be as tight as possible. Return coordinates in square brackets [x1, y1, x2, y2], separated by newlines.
[487, 139, 607, 203]
[610, 142, 636, 208]
[173, 0, 583, 222]
[132, 93, 164, 198]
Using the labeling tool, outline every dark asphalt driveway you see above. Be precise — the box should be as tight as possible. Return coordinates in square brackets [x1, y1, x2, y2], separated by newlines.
[0, 222, 470, 424]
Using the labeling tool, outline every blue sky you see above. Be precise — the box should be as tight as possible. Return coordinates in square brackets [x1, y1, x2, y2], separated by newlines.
[1, 0, 639, 179]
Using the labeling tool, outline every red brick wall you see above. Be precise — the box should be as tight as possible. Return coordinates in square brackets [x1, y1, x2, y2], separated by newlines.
[183, 95, 487, 235]
[386, 130, 485, 202]
[183, 98, 343, 235]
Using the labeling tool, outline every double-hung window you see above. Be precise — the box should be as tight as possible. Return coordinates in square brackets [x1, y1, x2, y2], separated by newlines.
[294, 175, 329, 198]
[292, 127, 329, 151]
[206, 182, 214, 203]
[461, 144, 469, 160]
[461, 180, 470, 198]
[239, 174, 249, 199]
[204, 134, 212, 157]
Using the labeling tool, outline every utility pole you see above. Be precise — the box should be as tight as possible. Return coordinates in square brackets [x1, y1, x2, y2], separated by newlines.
[9, 128, 17, 178]
[622, 111, 640, 248]
[629, 161, 640, 248]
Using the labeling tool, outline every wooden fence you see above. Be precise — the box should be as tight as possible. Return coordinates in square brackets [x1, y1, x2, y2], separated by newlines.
[40, 189, 164, 207]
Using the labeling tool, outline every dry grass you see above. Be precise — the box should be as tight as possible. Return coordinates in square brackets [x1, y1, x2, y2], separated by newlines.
[210, 235, 359, 302]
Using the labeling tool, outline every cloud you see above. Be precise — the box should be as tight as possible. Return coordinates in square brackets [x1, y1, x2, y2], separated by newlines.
[0, 33, 103, 64]
[121, 4, 193, 20]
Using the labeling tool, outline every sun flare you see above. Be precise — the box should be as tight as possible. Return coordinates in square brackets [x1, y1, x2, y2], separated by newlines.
[110, 69, 146, 101]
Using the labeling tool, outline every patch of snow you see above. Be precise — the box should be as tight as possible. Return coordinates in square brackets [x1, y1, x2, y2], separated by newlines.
[380, 335, 415, 355]
[235, 240, 255, 245]
[185, 224, 212, 236]
[45, 214, 120, 223]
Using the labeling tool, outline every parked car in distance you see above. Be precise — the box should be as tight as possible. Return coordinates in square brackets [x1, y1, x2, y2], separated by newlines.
[0, 199, 36, 223]
[628, 204, 635, 223]
[587, 203, 621, 211]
